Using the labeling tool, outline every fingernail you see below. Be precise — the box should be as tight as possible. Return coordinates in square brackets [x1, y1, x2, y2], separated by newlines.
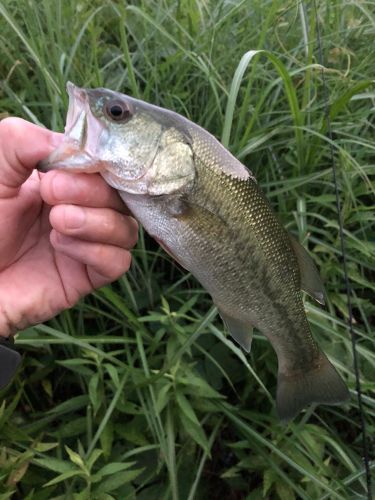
[64, 206, 85, 229]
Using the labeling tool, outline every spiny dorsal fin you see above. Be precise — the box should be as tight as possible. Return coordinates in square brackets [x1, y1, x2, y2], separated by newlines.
[218, 308, 253, 352]
[289, 235, 325, 305]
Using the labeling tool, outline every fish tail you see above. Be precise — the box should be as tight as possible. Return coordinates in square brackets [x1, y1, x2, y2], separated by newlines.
[276, 352, 349, 422]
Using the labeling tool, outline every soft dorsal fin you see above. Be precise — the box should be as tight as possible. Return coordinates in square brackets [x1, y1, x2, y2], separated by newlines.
[289, 235, 325, 305]
[218, 308, 254, 352]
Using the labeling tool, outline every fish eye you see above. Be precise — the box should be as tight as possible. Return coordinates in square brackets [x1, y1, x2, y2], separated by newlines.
[104, 100, 131, 122]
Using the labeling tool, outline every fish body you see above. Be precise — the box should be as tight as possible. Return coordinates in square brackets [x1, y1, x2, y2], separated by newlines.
[39, 83, 349, 421]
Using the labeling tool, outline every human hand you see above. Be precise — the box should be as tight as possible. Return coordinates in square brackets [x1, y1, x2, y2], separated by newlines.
[0, 118, 138, 337]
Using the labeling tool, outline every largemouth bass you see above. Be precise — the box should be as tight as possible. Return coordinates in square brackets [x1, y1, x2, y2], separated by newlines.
[39, 82, 349, 421]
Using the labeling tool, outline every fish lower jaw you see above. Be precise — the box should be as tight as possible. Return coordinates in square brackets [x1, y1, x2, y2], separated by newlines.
[38, 137, 106, 173]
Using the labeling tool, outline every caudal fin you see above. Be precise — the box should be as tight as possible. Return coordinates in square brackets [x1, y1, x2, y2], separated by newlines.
[276, 353, 349, 422]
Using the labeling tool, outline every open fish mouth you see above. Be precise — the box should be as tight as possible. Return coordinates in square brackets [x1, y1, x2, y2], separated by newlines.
[38, 82, 106, 173]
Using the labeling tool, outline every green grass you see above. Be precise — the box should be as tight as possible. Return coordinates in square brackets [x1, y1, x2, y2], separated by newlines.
[0, 0, 374, 498]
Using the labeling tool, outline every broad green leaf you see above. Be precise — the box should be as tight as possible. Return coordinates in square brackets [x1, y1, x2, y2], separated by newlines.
[43, 469, 83, 487]
[178, 411, 210, 454]
[175, 391, 200, 425]
[33, 442, 59, 452]
[34, 457, 75, 474]
[94, 469, 144, 494]
[100, 421, 114, 459]
[104, 364, 120, 387]
[155, 383, 172, 412]
[115, 420, 149, 447]
[275, 481, 296, 500]
[263, 469, 276, 497]
[86, 449, 103, 472]
[65, 446, 86, 472]
[88, 373, 100, 414]
[96, 461, 137, 478]
[47, 395, 90, 415]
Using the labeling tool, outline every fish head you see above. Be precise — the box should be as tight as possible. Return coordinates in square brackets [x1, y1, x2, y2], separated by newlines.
[39, 82, 196, 196]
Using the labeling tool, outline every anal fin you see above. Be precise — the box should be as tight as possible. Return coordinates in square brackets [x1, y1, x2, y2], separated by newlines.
[218, 309, 253, 352]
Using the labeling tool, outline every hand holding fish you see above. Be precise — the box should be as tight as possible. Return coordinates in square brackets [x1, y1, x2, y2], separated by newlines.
[0, 117, 138, 338]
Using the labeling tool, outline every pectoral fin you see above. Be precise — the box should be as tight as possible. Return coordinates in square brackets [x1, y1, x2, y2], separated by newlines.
[218, 309, 253, 352]
[289, 235, 325, 305]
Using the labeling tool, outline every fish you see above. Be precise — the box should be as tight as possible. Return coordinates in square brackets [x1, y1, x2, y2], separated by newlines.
[38, 82, 349, 421]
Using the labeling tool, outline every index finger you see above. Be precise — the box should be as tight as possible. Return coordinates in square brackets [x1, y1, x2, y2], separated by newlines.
[40, 170, 129, 213]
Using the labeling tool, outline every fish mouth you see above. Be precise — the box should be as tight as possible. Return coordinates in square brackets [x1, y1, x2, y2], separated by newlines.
[38, 82, 106, 173]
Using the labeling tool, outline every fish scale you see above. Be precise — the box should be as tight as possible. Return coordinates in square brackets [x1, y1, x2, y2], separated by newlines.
[183, 160, 315, 358]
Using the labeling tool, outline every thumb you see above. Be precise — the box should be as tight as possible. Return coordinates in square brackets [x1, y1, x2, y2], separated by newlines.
[0, 117, 63, 198]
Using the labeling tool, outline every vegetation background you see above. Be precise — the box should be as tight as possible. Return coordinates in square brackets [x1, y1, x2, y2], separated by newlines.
[0, 0, 374, 498]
